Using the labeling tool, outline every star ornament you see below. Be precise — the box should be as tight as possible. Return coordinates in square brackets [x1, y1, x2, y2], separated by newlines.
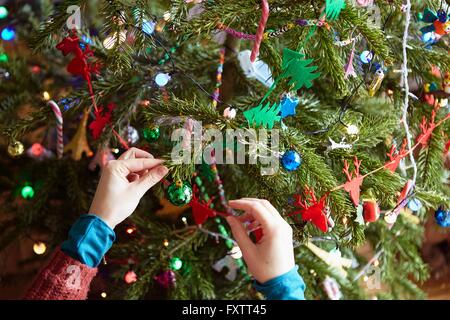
[280, 94, 300, 118]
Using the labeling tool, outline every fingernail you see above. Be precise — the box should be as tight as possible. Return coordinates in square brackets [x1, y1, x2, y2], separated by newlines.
[158, 166, 169, 176]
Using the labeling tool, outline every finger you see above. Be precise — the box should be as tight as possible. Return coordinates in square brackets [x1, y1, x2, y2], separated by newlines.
[229, 199, 274, 229]
[226, 216, 256, 258]
[134, 165, 169, 193]
[121, 158, 164, 174]
[241, 198, 280, 219]
[119, 147, 154, 160]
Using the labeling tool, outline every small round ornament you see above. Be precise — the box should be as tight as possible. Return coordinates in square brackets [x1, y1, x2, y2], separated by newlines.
[142, 126, 160, 142]
[434, 207, 450, 228]
[362, 199, 380, 223]
[407, 198, 422, 212]
[155, 73, 171, 87]
[7, 140, 25, 157]
[167, 181, 193, 206]
[127, 126, 140, 145]
[154, 270, 176, 288]
[281, 150, 302, 172]
[359, 51, 373, 64]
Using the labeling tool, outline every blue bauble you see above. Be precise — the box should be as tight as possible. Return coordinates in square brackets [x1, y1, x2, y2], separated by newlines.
[281, 150, 302, 172]
[434, 207, 450, 228]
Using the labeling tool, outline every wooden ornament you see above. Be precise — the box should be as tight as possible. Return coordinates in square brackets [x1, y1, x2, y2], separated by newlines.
[64, 109, 93, 160]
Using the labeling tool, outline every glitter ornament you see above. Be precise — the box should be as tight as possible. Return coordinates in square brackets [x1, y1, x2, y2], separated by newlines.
[7, 141, 25, 157]
[434, 207, 450, 227]
[167, 181, 193, 206]
[126, 126, 139, 145]
[154, 270, 176, 288]
[142, 126, 160, 142]
[281, 150, 302, 171]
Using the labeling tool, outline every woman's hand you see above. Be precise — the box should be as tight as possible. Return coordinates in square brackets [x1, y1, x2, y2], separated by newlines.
[226, 198, 295, 284]
[89, 147, 168, 229]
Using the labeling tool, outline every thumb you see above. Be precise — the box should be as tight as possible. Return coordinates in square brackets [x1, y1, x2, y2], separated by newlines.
[134, 165, 169, 194]
[226, 216, 256, 257]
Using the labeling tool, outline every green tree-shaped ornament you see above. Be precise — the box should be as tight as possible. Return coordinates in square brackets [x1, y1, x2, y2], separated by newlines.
[325, 0, 346, 21]
[243, 101, 281, 129]
[280, 48, 320, 91]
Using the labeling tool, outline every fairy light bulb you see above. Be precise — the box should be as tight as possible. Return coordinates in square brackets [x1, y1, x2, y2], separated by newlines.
[169, 257, 183, 271]
[33, 241, 47, 255]
[1, 27, 15, 41]
[124, 270, 138, 284]
[126, 227, 135, 234]
[100, 292, 107, 298]
[163, 239, 169, 247]
[43, 91, 51, 101]
[346, 124, 359, 136]
[0, 6, 8, 19]
[155, 73, 171, 87]
[373, 259, 380, 267]
[0, 53, 8, 63]
[363, 275, 369, 282]
[21, 185, 35, 199]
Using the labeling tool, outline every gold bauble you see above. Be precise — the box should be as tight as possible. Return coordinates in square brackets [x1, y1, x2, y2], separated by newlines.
[7, 141, 25, 157]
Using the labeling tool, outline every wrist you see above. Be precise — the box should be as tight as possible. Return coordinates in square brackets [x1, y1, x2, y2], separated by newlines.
[61, 214, 116, 267]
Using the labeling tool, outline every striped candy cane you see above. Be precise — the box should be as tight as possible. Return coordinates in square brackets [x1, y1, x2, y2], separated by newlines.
[48, 100, 64, 159]
[250, 0, 269, 62]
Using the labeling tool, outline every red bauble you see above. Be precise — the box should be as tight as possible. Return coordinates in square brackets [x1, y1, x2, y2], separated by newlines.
[363, 199, 380, 223]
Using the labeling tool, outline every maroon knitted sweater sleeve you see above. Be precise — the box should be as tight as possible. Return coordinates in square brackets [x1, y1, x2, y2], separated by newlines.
[24, 247, 98, 300]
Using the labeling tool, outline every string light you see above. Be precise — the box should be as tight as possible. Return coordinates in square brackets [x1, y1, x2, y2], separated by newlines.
[126, 227, 135, 234]
[1, 27, 15, 41]
[33, 241, 47, 255]
[363, 275, 369, 282]
[0, 6, 8, 19]
[0, 53, 8, 63]
[373, 259, 380, 267]
[42, 91, 51, 101]
[100, 292, 107, 298]
[21, 185, 35, 199]
[163, 239, 169, 247]
[169, 257, 183, 271]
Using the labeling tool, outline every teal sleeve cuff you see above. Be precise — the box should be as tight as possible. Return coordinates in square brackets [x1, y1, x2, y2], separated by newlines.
[253, 266, 306, 300]
[61, 214, 116, 268]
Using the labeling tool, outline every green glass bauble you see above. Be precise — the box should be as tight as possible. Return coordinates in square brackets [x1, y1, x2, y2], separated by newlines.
[167, 181, 193, 206]
[142, 126, 160, 142]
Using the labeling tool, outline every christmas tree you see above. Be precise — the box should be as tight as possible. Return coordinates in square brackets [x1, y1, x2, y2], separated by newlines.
[0, 0, 449, 300]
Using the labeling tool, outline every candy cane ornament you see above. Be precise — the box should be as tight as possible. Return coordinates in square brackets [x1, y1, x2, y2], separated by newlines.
[48, 100, 64, 159]
[250, 0, 269, 62]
